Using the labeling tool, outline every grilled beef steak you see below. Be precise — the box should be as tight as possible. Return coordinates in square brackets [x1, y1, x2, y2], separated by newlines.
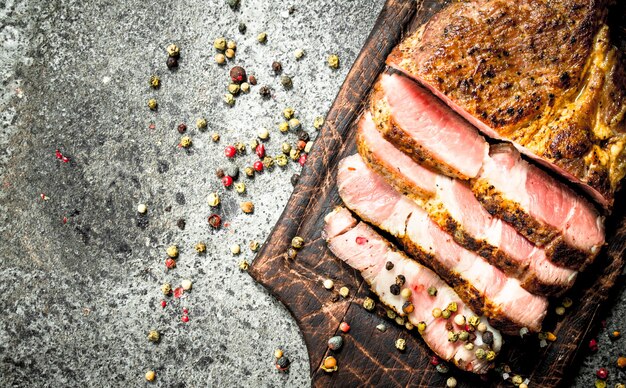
[324, 207, 502, 374]
[387, 0, 626, 208]
[337, 154, 548, 334]
[357, 113, 577, 295]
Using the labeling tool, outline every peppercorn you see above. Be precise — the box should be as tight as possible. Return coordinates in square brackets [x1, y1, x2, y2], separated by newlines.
[137, 203, 148, 214]
[176, 123, 187, 134]
[477, 322, 487, 332]
[145, 370, 156, 382]
[222, 175, 233, 187]
[468, 316, 480, 327]
[225, 48, 235, 58]
[446, 377, 457, 388]
[441, 309, 451, 319]
[254, 143, 265, 159]
[223, 93, 235, 106]
[328, 336, 343, 350]
[240, 201, 254, 214]
[282, 107, 295, 120]
[546, 331, 557, 341]
[230, 244, 241, 255]
[286, 247, 297, 260]
[448, 331, 459, 342]
[261, 156, 273, 169]
[238, 22, 247, 34]
[555, 306, 565, 316]
[216, 169, 226, 179]
[339, 321, 350, 332]
[400, 288, 411, 300]
[208, 214, 221, 228]
[226, 0, 239, 10]
[279, 122, 290, 133]
[166, 245, 179, 258]
[377, 323, 387, 332]
[196, 118, 207, 130]
[617, 356, 626, 369]
[290, 174, 300, 186]
[294, 48, 305, 60]
[390, 284, 400, 295]
[259, 85, 271, 98]
[275, 154, 288, 166]
[224, 145, 236, 158]
[454, 314, 466, 326]
[482, 330, 494, 345]
[165, 257, 176, 269]
[402, 301, 414, 314]
[148, 98, 158, 110]
[274, 349, 283, 359]
[427, 286, 437, 296]
[214, 37, 227, 51]
[328, 54, 340, 69]
[229, 66, 246, 84]
[562, 297, 573, 308]
[288, 118, 301, 131]
[239, 260, 249, 271]
[475, 348, 486, 359]
[385, 261, 394, 270]
[314, 116, 325, 130]
[149, 75, 161, 88]
[289, 148, 300, 161]
[166, 56, 179, 69]
[180, 136, 192, 148]
[257, 128, 269, 140]
[215, 53, 226, 65]
[257, 32, 267, 43]
[195, 242, 207, 254]
[436, 363, 449, 374]
[161, 283, 172, 295]
[276, 356, 290, 371]
[234, 142, 246, 154]
[395, 316, 405, 326]
[321, 356, 337, 372]
[228, 84, 240, 95]
[227, 166, 239, 179]
[323, 279, 334, 289]
[281, 75, 293, 89]
[245, 166, 255, 177]
[234, 182, 245, 194]
[432, 308, 442, 318]
[447, 302, 458, 312]
[177, 218, 186, 230]
[296, 140, 306, 151]
[458, 331, 469, 341]
[291, 236, 304, 249]
[395, 275, 406, 286]
[272, 61, 282, 74]
[227, 40, 237, 50]
[339, 286, 349, 298]
[253, 160, 264, 172]
[387, 309, 396, 319]
[147, 329, 160, 344]
[464, 343, 474, 350]
[239, 82, 250, 93]
[248, 75, 257, 85]
[363, 297, 375, 311]
[609, 330, 621, 340]
[166, 44, 180, 57]
[249, 240, 260, 252]
[395, 338, 406, 351]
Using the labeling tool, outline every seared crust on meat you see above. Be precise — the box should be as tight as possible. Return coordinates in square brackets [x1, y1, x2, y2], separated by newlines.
[370, 79, 472, 180]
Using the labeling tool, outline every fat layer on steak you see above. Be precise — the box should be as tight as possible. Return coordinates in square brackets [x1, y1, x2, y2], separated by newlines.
[324, 206, 502, 374]
[387, 0, 626, 208]
[337, 154, 548, 334]
[369, 73, 605, 271]
[357, 113, 577, 295]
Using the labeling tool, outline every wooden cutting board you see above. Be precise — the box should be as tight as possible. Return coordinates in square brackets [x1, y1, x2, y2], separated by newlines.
[249, 1, 626, 386]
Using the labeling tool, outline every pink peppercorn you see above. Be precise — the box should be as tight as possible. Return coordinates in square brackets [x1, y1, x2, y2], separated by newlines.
[596, 368, 608, 380]
[298, 154, 307, 166]
[255, 144, 266, 159]
[430, 356, 440, 366]
[161, 300, 167, 308]
[339, 322, 350, 333]
[589, 338, 598, 352]
[222, 175, 233, 187]
[253, 161, 264, 172]
[165, 257, 176, 269]
[224, 145, 237, 158]
[181, 315, 189, 323]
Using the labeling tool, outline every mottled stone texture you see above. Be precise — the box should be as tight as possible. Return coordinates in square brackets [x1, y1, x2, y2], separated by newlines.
[0, 0, 624, 387]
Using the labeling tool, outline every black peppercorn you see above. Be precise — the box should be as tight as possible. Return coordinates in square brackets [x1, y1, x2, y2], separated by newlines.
[390, 284, 400, 295]
[276, 356, 290, 371]
[259, 85, 271, 98]
[177, 218, 186, 230]
[166, 56, 179, 69]
[272, 61, 282, 74]
[177, 123, 187, 133]
[227, 166, 239, 180]
[216, 168, 225, 178]
[396, 275, 406, 286]
[296, 129, 310, 142]
[482, 331, 494, 345]
[385, 261, 394, 270]
[238, 22, 247, 34]
[290, 173, 300, 186]
[280, 75, 292, 89]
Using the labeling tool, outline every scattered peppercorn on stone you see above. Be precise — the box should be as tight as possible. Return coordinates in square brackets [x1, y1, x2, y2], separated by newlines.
[214, 37, 227, 51]
[313, 116, 324, 130]
[230, 244, 241, 255]
[196, 118, 207, 129]
[181, 279, 192, 291]
[180, 136, 192, 148]
[240, 201, 254, 214]
[148, 98, 158, 110]
[166, 44, 180, 57]
[249, 240, 260, 252]
[145, 370, 156, 382]
[294, 48, 305, 60]
[281, 75, 293, 89]
[327, 54, 340, 69]
[279, 122, 289, 133]
[257, 127, 269, 140]
[161, 283, 172, 295]
[239, 260, 250, 271]
[288, 118, 301, 130]
[137, 203, 148, 214]
[166, 245, 179, 258]
[234, 182, 246, 194]
[147, 330, 160, 342]
[257, 32, 267, 43]
[215, 53, 226, 65]
[149, 75, 161, 88]
[283, 107, 295, 120]
[194, 242, 207, 254]
[275, 356, 290, 372]
[224, 93, 235, 106]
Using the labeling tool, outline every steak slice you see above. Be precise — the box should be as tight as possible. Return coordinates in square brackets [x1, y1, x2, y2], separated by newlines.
[387, 0, 626, 208]
[474, 143, 605, 270]
[324, 207, 502, 374]
[338, 154, 548, 333]
[370, 73, 488, 180]
[357, 113, 577, 295]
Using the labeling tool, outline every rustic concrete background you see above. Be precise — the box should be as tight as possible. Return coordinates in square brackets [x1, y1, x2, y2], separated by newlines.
[0, 0, 624, 387]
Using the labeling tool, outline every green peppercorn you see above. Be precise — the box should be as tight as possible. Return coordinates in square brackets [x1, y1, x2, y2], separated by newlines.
[363, 297, 375, 311]
[475, 348, 486, 359]
[147, 330, 160, 342]
[328, 54, 339, 69]
[223, 93, 235, 106]
[511, 375, 523, 385]
[257, 32, 267, 43]
[180, 136, 192, 148]
[240, 82, 250, 93]
[228, 83, 240, 95]
[441, 309, 451, 319]
[281, 75, 293, 89]
[245, 166, 255, 177]
[417, 321, 427, 332]
[281, 142, 292, 154]
[485, 350, 496, 361]
[432, 308, 442, 318]
[148, 99, 158, 110]
[427, 286, 437, 296]
[387, 309, 396, 319]
[275, 154, 288, 166]
[234, 142, 246, 154]
[291, 236, 304, 249]
[294, 48, 305, 60]
[447, 331, 458, 342]
[235, 182, 246, 194]
[166, 44, 180, 57]
[468, 315, 480, 327]
[249, 240, 260, 252]
[249, 140, 259, 151]
[211, 132, 220, 142]
[150, 75, 161, 88]
[458, 331, 469, 341]
[214, 37, 227, 51]
[447, 302, 458, 312]
[395, 338, 406, 351]
[289, 148, 300, 161]
[288, 118, 301, 130]
[279, 122, 290, 133]
[283, 107, 295, 120]
[314, 116, 325, 130]
[262, 156, 274, 169]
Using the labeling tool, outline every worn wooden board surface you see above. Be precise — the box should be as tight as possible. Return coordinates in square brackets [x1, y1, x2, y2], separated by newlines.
[249, 1, 626, 386]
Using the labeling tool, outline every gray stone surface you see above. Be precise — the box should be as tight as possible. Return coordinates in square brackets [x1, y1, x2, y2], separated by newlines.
[0, 0, 624, 387]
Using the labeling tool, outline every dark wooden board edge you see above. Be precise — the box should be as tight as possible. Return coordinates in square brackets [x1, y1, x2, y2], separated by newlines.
[250, 1, 626, 387]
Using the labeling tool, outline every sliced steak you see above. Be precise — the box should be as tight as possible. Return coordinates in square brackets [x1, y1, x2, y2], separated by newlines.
[338, 154, 548, 333]
[387, 0, 626, 208]
[357, 113, 578, 295]
[370, 73, 488, 180]
[473, 143, 605, 270]
[324, 207, 502, 374]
